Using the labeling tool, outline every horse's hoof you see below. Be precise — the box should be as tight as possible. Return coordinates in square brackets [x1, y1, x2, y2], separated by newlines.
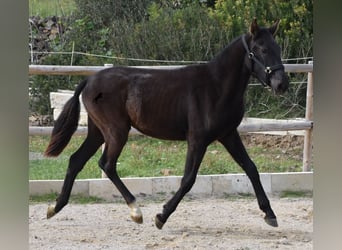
[129, 202, 143, 224]
[264, 216, 278, 227]
[47, 205, 56, 219]
[131, 214, 143, 224]
[155, 214, 165, 230]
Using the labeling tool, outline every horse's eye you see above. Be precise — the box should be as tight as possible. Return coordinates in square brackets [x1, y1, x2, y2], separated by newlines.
[261, 48, 268, 54]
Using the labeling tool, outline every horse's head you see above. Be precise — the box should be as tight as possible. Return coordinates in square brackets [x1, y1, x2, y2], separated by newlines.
[243, 19, 289, 94]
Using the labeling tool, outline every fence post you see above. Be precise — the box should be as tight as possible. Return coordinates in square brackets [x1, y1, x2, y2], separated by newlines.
[303, 61, 313, 171]
[101, 64, 114, 178]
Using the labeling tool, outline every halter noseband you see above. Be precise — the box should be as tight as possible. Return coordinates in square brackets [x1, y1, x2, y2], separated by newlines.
[242, 34, 284, 87]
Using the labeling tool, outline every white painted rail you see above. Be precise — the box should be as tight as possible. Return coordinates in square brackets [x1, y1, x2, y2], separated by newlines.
[29, 119, 312, 136]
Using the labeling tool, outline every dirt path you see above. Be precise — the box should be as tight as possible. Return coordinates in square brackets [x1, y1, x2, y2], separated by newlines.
[29, 197, 312, 249]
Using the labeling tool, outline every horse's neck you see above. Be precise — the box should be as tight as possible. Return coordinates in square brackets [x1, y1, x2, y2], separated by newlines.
[209, 34, 251, 97]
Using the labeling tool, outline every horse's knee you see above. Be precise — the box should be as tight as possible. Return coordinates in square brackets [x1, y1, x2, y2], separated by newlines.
[101, 163, 116, 177]
[242, 162, 260, 179]
[98, 157, 113, 175]
[98, 151, 107, 168]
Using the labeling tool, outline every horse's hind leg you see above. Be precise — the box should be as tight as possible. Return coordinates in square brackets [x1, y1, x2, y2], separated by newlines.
[47, 119, 104, 219]
[99, 129, 143, 224]
[218, 130, 278, 227]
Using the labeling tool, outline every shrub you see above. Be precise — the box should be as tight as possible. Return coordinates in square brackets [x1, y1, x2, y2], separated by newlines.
[29, 0, 312, 119]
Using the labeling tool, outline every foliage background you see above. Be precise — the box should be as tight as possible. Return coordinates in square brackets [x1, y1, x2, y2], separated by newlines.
[29, 0, 313, 118]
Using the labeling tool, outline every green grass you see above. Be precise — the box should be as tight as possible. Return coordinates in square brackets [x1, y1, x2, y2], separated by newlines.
[29, 134, 303, 180]
[29, 0, 76, 17]
[280, 190, 313, 198]
[29, 135, 103, 179]
[29, 192, 106, 204]
[29, 191, 312, 204]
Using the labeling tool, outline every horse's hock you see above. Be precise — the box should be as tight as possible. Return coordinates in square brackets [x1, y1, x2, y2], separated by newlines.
[50, 90, 88, 125]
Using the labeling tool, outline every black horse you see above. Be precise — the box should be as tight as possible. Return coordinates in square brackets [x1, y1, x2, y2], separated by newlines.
[45, 19, 289, 229]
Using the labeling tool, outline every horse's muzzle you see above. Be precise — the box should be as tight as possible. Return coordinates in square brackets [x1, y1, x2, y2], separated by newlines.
[270, 72, 289, 94]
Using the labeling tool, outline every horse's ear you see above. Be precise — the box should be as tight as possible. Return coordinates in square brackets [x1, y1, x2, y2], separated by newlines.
[250, 18, 259, 37]
[269, 19, 280, 37]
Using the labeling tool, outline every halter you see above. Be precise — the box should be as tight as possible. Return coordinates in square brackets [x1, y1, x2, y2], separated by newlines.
[242, 34, 284, 87]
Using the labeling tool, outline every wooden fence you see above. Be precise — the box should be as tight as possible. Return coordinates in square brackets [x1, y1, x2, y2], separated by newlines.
[29, 63, 314, 171]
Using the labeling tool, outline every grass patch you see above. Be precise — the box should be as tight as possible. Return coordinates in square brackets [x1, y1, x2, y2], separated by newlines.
[280, 190, 313, 198]
[29, 0, 76, 17]
[29, 135, 103, 180]
[29, 193, 106, 204]
[222, 193, 255, 200]
[29, 134, 303, 180]
[29, 192, 58, 203]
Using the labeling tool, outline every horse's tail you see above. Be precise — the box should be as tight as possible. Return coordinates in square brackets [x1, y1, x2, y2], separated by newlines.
[44, 79, 88, 157]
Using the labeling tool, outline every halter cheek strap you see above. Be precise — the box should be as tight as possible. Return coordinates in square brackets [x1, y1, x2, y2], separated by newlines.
[242, 35, 284, 86]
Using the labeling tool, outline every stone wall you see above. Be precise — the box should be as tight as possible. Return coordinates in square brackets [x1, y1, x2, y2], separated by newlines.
[29, 16, 69, 64]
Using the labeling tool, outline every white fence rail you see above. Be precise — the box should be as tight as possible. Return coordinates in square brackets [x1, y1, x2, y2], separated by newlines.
[29, 63, 313, 171]
[29, 119, 312, 136]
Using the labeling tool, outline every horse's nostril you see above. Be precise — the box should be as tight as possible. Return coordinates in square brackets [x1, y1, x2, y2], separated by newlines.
[272, 74, 289, 94]
[278, 86, 286, 94]
[276, 81, 289, 94]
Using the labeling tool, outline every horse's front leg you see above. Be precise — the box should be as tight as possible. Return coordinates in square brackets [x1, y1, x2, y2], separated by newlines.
[218, 130, 278, 227]
[155, 140, 207, 229]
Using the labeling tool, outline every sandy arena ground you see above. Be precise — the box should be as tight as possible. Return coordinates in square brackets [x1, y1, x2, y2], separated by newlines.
[29, 196, 312, 249]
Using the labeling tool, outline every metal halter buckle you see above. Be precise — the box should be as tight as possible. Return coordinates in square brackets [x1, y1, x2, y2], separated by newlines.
[265, 67, 272, 74]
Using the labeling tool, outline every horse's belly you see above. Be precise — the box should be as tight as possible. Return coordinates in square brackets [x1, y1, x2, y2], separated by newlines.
[131, 121, 187, 141]
[126, 88, 187, 140]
